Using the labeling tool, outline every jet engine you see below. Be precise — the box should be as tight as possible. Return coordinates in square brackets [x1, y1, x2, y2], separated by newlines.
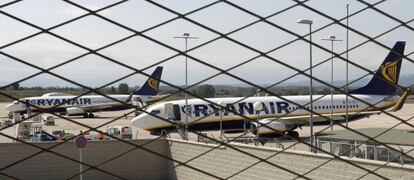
[251, 119, 288, 138]
[66, 107, 85, 116]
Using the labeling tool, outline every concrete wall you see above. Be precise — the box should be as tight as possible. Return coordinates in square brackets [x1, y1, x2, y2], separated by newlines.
[0, 139, 175, 180]
[0, 139, 413, 180]
[168, 139, 414, 180]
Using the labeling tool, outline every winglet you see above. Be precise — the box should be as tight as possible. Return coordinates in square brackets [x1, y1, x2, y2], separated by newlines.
[391, 88, 410, 112]
[126, 92, 134, 102]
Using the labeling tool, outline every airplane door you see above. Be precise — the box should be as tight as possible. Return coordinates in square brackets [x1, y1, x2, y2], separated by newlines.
[165, 103, 181, 121]
[172, 104, 181, 121]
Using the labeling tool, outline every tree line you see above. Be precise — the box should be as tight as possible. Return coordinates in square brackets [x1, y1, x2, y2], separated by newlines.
[2, 82, 412, 102]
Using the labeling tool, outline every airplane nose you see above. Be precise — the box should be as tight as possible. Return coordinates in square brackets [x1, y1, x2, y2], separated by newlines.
[131, 117, 139, 127]
[131, 114, 144, 127]
[4, 103, 13, 112]
[131, 113, 152, 130]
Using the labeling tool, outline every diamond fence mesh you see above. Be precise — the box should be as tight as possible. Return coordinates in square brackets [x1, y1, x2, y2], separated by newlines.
[0, 0, 413, 179]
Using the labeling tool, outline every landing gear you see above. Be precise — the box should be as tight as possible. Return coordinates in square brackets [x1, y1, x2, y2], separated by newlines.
[83, 112, 95, 118]
[174, 124, 187, 140]
[255, 139, 267, 146]
[287, 131, 299, 139]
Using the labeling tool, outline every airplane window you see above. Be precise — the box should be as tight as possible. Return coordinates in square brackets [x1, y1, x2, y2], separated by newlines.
[13, 101, 19, 105]
[150, 110, 161, 115]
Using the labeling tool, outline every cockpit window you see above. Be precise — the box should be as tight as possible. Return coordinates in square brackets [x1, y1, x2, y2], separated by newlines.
[150, 110, 161, 115]
[13, 101, 19, 105]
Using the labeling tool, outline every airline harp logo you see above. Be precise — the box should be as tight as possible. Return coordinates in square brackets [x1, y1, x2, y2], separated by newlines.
[148, 78, 159, 90]
[380, 61, 398, 83]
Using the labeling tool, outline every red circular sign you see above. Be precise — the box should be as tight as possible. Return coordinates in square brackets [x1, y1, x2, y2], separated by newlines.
[75, 136, 87, 148]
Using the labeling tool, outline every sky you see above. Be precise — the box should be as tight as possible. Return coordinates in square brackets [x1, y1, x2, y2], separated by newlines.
[0, 0, 414, 89]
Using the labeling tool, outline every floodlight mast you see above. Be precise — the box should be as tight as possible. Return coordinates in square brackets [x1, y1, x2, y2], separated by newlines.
[297, 19, 315, 152]
[322, 36, 343, 131]
[174, 33, 198, 140]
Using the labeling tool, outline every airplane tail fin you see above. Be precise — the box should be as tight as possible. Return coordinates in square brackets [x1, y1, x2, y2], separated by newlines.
[134, 66, 163, 96]
[350, 41, 405, 95]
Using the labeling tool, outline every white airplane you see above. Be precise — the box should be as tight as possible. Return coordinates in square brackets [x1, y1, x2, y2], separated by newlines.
[131, 41, 409, 140]
[5, 66, 164, 118]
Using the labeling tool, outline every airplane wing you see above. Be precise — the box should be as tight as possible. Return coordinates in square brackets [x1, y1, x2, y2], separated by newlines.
[145, 94, 170, 105]
[268, 111, 381, 126]
[79, 101, 133, 111]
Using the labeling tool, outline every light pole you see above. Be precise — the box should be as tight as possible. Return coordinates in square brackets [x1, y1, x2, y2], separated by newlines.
[174, 33, 198, 140]
[297, 19, 314, 152]
[218, 101, 225, 140]
[346, 4, 350, 128]
[322, 36, 342, 131]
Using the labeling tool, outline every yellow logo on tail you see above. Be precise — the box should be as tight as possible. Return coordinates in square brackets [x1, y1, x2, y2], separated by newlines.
[380, 61, 398, 83]
[147, 78, 159, 90]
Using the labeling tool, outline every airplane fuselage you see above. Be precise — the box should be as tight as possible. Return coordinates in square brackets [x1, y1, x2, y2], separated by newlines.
[132, 94, 397, 132]
[5, 94, 145, 114]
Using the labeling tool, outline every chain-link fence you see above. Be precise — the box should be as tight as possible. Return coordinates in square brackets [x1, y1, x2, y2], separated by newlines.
[0, 0, 413, 179]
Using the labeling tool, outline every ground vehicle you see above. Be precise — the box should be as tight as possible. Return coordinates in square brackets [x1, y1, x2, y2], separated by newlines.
[84, 131, 104, 140]
[4, 119, 12, 126]
[106, 126, 132, 139]
[52, 130, 64, 139]
[36, 131, 57, 141]
[43, 116, 55, 126]
[60, 132, 76, 141]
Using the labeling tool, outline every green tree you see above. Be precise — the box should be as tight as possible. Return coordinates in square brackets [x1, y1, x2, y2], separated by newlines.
[196, 84, 216, 98]
[118, 83, 129, 94]
[110, 86, 116, 93]
[11, 83, 19, 90]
